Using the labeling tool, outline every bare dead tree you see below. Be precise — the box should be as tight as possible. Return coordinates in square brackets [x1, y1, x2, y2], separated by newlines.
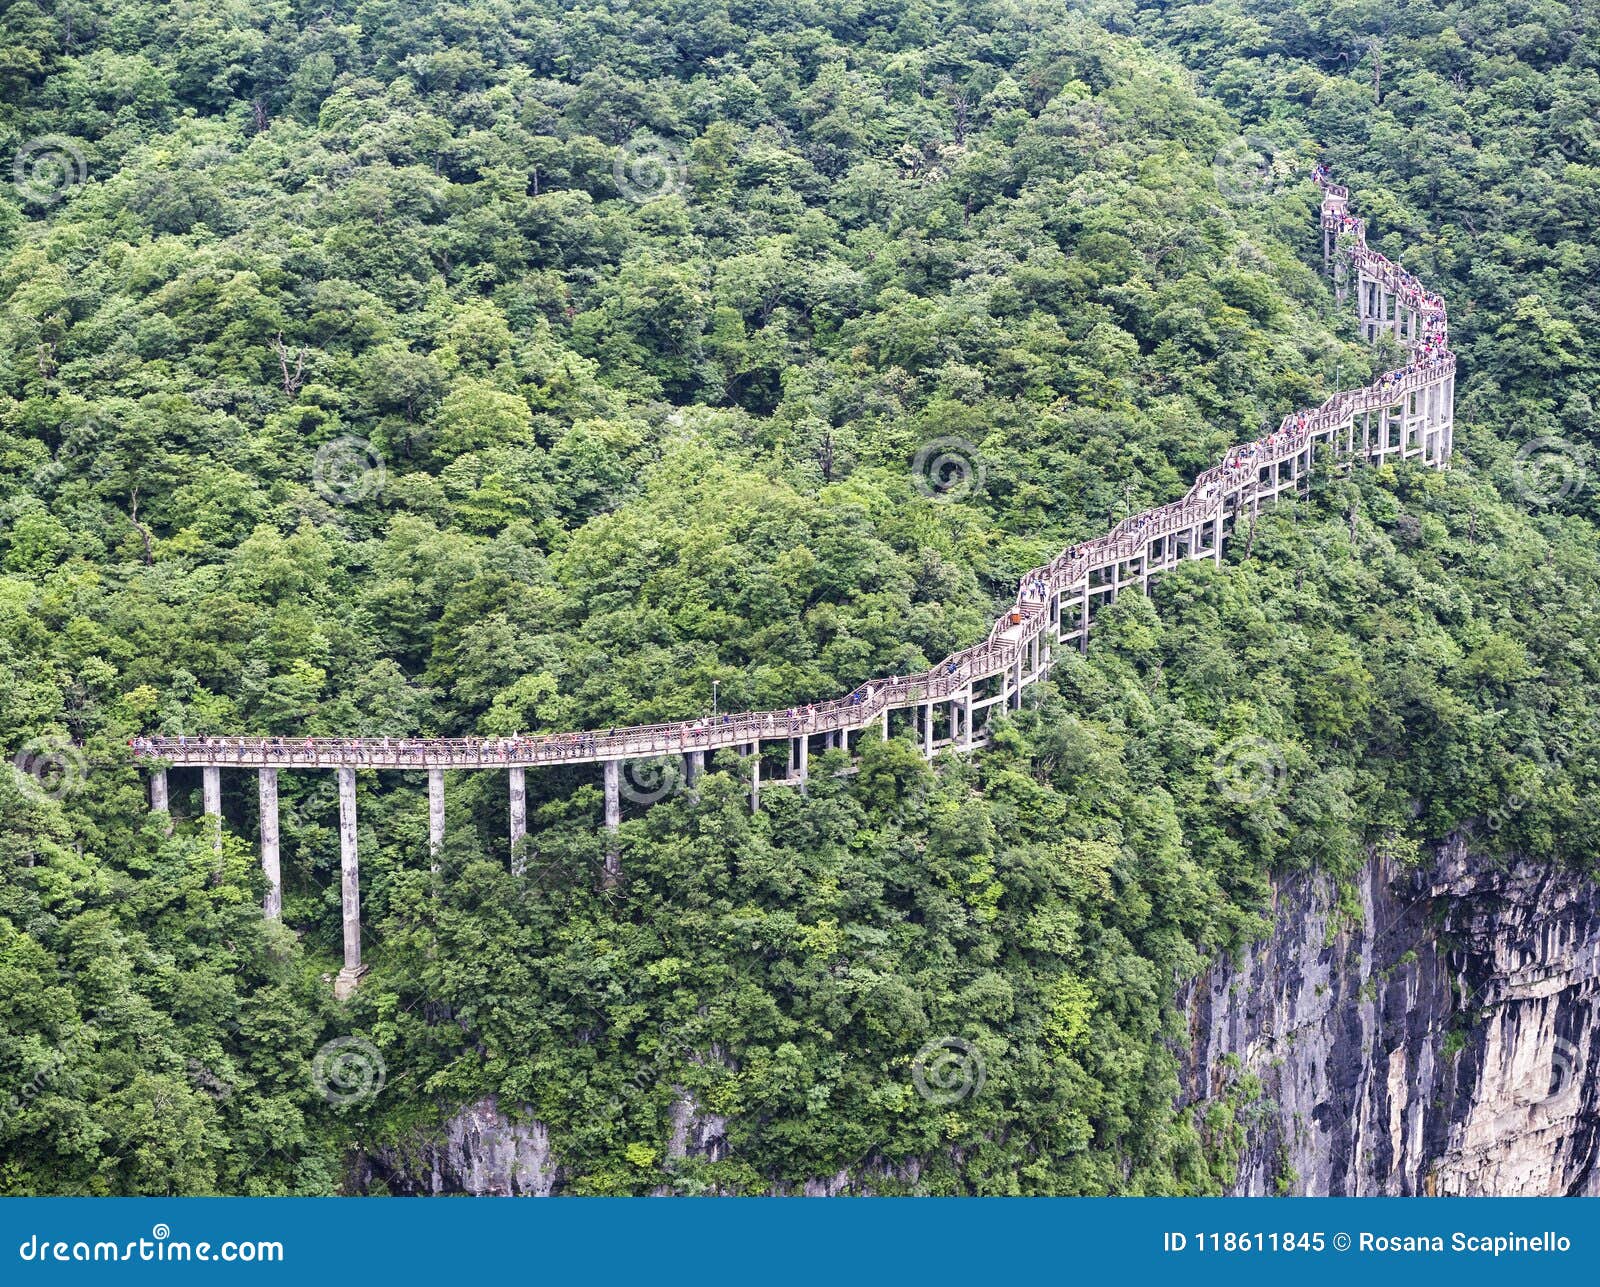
[273, 333, 306, 396]
[817, 426, 836, 482]
[130, 487, 154, 566]
[949, 87, 970, 144]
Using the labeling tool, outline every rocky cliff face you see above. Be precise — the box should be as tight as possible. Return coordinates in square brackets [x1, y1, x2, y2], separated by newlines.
[1180, 837, 1600, 1195]
[350, 841, 1600, 1197]
[348, 1086, 924, 1196]
[350, 1095, 559, 1197]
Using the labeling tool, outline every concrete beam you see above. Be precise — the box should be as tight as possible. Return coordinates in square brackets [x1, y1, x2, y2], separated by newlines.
[509, 766, 527, 874]
[427, 767, 445, 871]
[150, 769, 171, 834]
[259, 767, 281, 920]
[335, 765, 363, 999]
[603, 759, 621, 882]
[202, 765, 221, 852]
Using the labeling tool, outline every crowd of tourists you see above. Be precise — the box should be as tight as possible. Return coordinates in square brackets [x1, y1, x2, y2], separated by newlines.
[135, 168, 1448, 770]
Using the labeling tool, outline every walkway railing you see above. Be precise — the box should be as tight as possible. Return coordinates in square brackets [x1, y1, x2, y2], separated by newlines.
[132, 173, 1452, 775]
[123, 169, 1456, 993]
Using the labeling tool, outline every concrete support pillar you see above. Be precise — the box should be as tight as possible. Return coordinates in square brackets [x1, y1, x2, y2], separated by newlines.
[1447, 372, 1456, 457]
[683, 749, 703, 785]
[259, 768, 281, 920]
[796, 734, 808, 787]
[748, 743, 761, 813]
[335, 766, 363, 999]
[922, 701, 934, 758]
[602, 760, 622, 882]
[963, 686, 974, 750]
[202, 765, 221, 851]
[427, 767, 445, 871]
[880, 708, 889, 739]
[509, 766, 527, 873]
[149, 769, 172, 834]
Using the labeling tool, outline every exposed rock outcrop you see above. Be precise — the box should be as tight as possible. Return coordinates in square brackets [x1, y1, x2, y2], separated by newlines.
[1180, 837, 1600, 1195]
[352, 842, 1600, 1197]
[351, 1095, 559, 1196]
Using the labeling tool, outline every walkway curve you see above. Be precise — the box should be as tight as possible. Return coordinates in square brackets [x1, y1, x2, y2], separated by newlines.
[134, 174, 1453, 776]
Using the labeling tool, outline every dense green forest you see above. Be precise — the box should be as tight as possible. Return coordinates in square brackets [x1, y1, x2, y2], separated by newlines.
[1, 0, 1597, 1194]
